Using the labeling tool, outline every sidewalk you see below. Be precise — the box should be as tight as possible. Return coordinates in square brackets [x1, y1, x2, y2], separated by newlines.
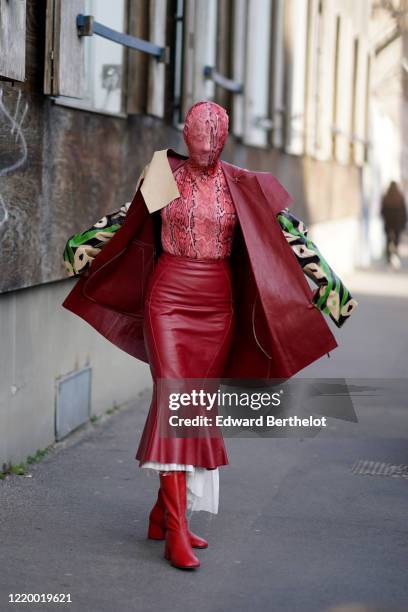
[1, 246, 408, 612]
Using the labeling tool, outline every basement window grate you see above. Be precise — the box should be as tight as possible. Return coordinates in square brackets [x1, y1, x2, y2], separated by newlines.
[351, 459, 408, 479]
[55, 367, 92, 441]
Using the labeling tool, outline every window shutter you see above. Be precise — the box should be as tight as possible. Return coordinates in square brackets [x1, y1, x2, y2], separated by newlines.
[44, 0, 85, 98]
[243, 0, 272, 147]
[0, 0, 26, 82]
[192, 0, 217, 102]
[314, 2, 337, 161]
[126, 0, 149, 114]
[215, 0, 232, 111]
[146, 0, 167, 118]
[333, 15, 354, 164]
[304, 0, 321, 158]
[352, 43, 370, 165]
[283, 0, 308, 155]
[181, 0, 196, 118]
[269, 0, 285, 149]
[231, 0, 247, 138]
[180, 0, 217, 121]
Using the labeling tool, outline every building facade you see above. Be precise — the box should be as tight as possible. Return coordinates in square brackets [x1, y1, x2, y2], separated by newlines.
[1, 0, 402, 468]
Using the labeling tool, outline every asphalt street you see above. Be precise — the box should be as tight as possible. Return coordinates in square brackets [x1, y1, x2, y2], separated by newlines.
[1, 239, 408, 612]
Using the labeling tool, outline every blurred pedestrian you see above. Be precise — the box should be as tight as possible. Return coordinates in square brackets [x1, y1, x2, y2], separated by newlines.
[380, 180, 407, 269]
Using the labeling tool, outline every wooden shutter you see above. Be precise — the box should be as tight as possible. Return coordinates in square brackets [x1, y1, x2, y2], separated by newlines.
[269, 0, 285, 148]
[333, 15, 354, 164]
[231, 0, 247, 138]
[147, 0, 167, 117]
[243, 0, 272, 147]
[181, 0, 196, 118]
[44, 0, 85, 98]
[314, 1, 337, 161]
[0, 0, 26, 82]
[215, 0, 233, 111]
[283, 0, 308, 155]
[180, 0, 217, 120]
[126, 0, 149, 114]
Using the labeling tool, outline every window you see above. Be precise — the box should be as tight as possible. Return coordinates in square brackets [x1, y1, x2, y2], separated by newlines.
[170, 0, 217, 126]
[170, 0, 246, 130]
[47, 0, 127, 117]
[44, 0, 168, 119]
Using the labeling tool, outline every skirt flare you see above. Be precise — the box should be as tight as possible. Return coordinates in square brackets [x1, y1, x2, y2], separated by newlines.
[135, 251, 235, 468]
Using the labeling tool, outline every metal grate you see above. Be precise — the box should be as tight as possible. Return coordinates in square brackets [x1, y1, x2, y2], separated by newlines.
[55, 367, 92, 441]
[351, 459, 408, 479]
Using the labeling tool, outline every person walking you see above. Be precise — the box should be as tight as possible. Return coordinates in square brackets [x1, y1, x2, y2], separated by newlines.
[62, 101, 357, 571]
[381, 180, 407, 269]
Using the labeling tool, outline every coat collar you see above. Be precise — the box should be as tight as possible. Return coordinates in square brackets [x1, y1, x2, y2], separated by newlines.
[140, 149, 183, 214]
[140, 148, 245, 214]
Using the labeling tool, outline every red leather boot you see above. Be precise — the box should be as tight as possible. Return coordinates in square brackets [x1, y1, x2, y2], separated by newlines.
[159, 471, 200, 569]
[148, 487, 208, 549]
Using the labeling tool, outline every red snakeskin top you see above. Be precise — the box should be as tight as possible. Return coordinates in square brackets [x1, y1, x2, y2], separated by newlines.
[160, 160, 238, 260]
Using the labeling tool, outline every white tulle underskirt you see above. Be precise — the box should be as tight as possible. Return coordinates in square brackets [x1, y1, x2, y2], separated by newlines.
[141, 461, 219, 514]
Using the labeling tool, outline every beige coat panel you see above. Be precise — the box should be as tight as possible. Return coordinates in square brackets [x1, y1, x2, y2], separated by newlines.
[135, 149, 181, 214]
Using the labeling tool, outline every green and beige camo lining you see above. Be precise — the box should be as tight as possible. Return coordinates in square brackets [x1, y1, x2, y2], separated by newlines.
[276, 208, 358, 328]
[63, 203, 357, 328]
[63, 202, 130, 277]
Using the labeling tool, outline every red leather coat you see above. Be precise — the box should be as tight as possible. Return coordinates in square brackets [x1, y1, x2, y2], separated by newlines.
[62, 149, 338, 380]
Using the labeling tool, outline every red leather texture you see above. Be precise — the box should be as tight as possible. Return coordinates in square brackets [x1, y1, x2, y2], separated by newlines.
[135, 251, 232, 468]
[148, 487, 208, 548]
[62, 149, 338, 381]
[160, 471, 200, 569]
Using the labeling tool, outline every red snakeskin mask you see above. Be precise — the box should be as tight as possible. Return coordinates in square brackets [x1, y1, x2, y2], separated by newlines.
[183, 101, 229, 169]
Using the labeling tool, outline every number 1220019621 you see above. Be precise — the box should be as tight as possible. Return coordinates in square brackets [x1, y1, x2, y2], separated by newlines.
[9, 593, 72, 604]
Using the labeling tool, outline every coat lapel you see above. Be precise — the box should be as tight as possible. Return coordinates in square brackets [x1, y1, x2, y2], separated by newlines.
[140, 149, 187, 213]
[63, 147, 338, 379]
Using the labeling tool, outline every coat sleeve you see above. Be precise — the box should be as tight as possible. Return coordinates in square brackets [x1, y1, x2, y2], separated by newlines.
[275, 207, 358, 328]
[62, 166, 148, 277]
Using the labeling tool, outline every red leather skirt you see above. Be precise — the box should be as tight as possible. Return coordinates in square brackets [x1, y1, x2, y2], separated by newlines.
[135, 251, 235, 468]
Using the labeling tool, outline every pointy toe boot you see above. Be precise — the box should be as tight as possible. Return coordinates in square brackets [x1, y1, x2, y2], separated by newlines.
[159, 472, 200, 570]
[148, 486, 208, 549]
